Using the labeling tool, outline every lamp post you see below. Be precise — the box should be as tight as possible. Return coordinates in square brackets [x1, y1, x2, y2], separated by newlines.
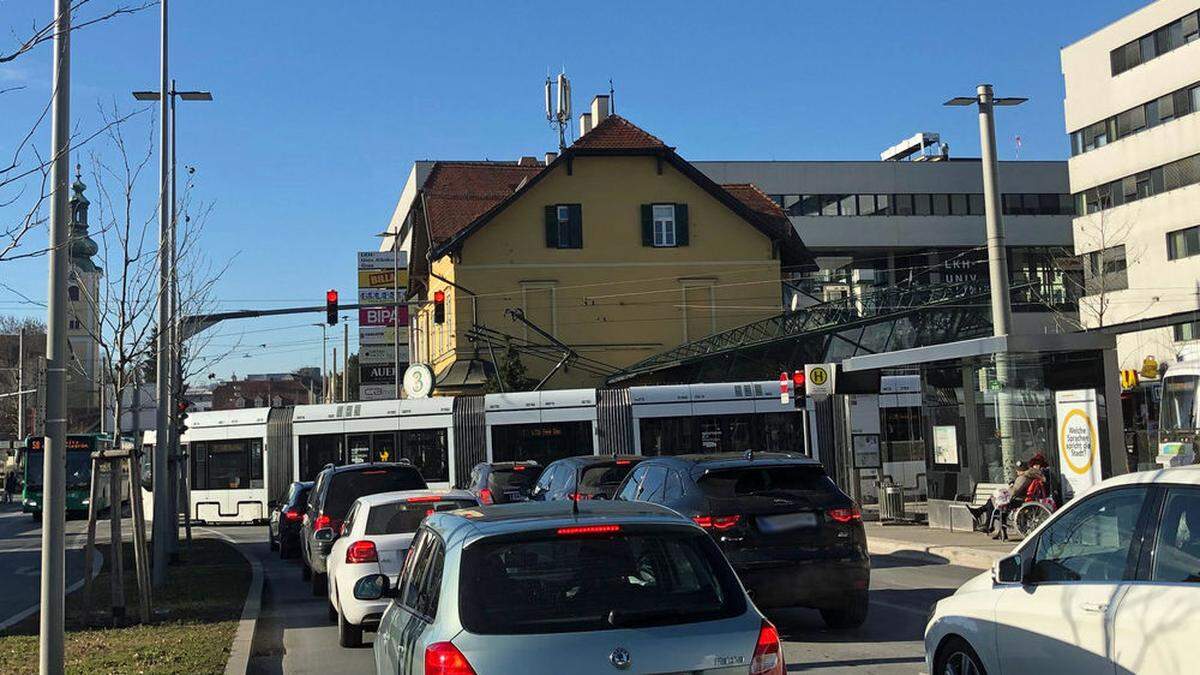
[945, 84, 1027, 478]
[133, 85, 211, 559]
[313, 323, 328, 402]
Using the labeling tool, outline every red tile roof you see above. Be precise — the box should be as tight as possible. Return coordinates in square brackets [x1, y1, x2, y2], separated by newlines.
[421, 162, 543, 245]
[570, 114, 668, 150]
[721, 183, 792, 239]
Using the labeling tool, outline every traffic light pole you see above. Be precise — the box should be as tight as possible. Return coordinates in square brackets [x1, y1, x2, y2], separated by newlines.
[152, 0, 171, 588]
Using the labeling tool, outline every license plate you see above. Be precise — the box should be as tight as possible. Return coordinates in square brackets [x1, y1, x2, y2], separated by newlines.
[757, 512, 817, 533]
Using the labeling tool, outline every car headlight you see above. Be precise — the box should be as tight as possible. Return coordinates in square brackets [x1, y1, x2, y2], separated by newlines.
[81, 499, 90, 505]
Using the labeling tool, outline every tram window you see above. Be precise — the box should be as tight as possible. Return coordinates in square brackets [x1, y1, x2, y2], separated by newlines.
[250, 440, 263, 486]
[192, 440, 258, 491]
[639, 417, 697, 456]
[347, 435, 372, 464]
[299, 434, 343, 481]
[758, 413, 806, 454]
[399, 428, 449, 483]
[490, 421, 593, 466]
[640, 413, 806, 456]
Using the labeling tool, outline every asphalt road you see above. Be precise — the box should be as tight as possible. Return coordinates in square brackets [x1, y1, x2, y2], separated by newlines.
[209, 524, 978, 675]
[0, 502, 91, 630]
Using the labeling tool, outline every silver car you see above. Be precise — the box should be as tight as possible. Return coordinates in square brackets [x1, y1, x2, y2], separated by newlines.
[358, 500, 785, 675]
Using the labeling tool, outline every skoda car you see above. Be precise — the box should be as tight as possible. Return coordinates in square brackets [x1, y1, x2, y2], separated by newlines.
[360, 500, 785, 675]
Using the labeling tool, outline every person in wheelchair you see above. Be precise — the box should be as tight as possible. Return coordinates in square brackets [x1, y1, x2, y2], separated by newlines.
[967, 459, 1046, 538]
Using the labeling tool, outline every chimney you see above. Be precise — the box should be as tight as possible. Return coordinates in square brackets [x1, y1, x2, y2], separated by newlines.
[579, 112, 593, 137]
[517, 156, 539, 167]
[591, 94, 610, 125]
[544, 151, 558, 165]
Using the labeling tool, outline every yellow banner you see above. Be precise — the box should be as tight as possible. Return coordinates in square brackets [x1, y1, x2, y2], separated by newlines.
[358, 268, 408, 289]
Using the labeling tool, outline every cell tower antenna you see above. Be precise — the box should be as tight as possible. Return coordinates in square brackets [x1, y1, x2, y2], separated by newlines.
[609, 78, 615, 114]
[545, 69, 572, 151]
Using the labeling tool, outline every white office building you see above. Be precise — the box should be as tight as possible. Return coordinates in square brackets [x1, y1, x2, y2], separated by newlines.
[1062, 0, 1200, 369]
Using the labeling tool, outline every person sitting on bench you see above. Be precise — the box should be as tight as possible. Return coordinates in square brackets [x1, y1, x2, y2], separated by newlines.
[967, 460, 1044, 535]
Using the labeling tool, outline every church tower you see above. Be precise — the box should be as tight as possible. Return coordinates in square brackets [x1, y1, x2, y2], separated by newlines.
[66, 165, 103, 423]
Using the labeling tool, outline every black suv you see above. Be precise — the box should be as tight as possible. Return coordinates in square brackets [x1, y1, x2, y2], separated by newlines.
[268, 480, 313, 559]
[301, 462, 426, 595]
[531, 455, 644, 501]
[466, 461, 543, 505]
[614, 452, 869, 628]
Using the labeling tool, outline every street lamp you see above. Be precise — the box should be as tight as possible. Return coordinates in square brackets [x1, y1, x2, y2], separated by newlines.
[945, 84, 1027, 481]
[132, 84, 211, 563]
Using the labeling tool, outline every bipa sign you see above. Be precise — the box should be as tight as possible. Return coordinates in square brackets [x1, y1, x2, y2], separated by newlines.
[359, 306, 409, 327]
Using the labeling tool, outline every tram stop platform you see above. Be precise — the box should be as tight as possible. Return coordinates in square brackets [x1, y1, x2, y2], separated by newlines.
[866, 521, 1017, 570]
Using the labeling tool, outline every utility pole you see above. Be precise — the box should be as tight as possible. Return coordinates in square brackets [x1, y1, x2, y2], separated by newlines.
[166, 77, 179, 557]
[315, 323, 327, 403]
[17, 329, 25, 439]
[332, 347, 339, 403]
[342, 322, 348, 402]
[41, 0, 71, 670]
[151, 0, 171, 587]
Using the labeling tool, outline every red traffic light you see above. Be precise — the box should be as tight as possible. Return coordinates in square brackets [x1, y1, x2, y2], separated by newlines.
[434, 290, 445, 303]
[326, 289, 338, 303]
[792, 370, 805, 388]
[433, 290, 446, 324]
[326, 289, 339, 325]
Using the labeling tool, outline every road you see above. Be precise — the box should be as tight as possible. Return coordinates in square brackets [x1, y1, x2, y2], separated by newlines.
[207, 524, 977, 674]
[0, 502, 91, 630]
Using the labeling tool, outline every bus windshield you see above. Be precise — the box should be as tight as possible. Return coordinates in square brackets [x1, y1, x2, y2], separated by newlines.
[1161, 375, 1199, 432]
[25, 450, 93, 489]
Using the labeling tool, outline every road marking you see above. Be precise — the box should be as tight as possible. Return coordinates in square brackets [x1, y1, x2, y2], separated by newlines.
[0, 547, 102, 632]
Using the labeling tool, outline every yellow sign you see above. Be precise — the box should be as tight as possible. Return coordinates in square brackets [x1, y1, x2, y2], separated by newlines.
[358, 269, 409, 289]
[810, 367, 828, 386]
[1141, 356, 1159, 380]
[1120, 369, 1140, 390]
[379, 450, 389, 461]
[1059, 408, 1098, 475]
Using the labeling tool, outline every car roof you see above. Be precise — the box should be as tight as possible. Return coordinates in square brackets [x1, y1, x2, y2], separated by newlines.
[292, 480, 314, 488]
[1091, 465, 1200, 490]
[638, 452, 822, 471]
[478, 461, 540, 470]
[354, 488, 476, 508]
[324, 461, 418, 476]
[546, 454, 642, 467]
[424, 500, 692, 544]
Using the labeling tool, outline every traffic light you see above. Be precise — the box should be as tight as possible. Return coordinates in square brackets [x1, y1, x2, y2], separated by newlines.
[433, 290, 445, 325]
[792, 370, 806, 407]
[176, 399, 192, 435]
[326, 289, 339, 325]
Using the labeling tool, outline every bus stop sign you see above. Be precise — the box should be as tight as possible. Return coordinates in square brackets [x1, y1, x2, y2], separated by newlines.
[805, 363, 836, 398]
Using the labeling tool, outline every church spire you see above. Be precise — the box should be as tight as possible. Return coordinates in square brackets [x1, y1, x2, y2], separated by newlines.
[69, 163, 101, 274]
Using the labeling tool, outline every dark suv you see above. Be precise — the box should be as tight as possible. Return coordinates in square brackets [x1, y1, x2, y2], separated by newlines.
[268, 480, 313, 559]
[531, 455, 644, 501]
[301, 462, 426, 595]
[614, 452, 869, 628]
[466, 461, 543, 505]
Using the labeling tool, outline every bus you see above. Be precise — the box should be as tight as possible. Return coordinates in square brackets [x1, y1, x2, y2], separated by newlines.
[20, 434, 117, 519]
[1160, 357, 1200, 465]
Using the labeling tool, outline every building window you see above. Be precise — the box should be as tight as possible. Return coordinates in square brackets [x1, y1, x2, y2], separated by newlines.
[1112, 11, 1200, 75]
[1168, 225, 1200, 260]
[68, 285, 79, 301]
[892, 194, 914, 216]
[857, 194, 878, 216]
[1076, 153, 1200, 214]
[949, 193, 969, 215]
[913, 193, 932, 216]
[68, 318, 81, 330]
[545, 204, 581, 249]
[797, 194, 820, 216]
[1084, 245, 1128, 294]
[931, 194, 950, 216]
[838, 194, 857, 216]
[652, 204, 676, 247]
[968, 193, 986, 216]
[1175, 320, 1200, 342]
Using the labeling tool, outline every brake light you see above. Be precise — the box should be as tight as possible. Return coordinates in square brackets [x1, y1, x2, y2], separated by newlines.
[425, 641, 476, 675]
[693, 515, 741, 531]
[568, 492, 592, 501]
[361, 470, 388, 475]
[313, 514, 342, 532]
[478, 488, 493, 505]
[512, 465, 526, 471]
[346, 540, 378, 564]
[615, 459, 631, 465]
[406, 495, 443, 503]
[750, 620, 785, 675]
[556, 524, 620, 536]
[828, 506, 862, 523]
[284, 508, 301, 522]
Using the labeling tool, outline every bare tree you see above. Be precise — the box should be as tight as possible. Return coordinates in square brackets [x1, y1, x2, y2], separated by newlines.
[0, 316, 46, 438]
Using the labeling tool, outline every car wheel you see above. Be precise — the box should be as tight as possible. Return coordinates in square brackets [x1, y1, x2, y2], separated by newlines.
[328, 598, 338, 622]
[301, 563, 311, 581]
[934, 637, 987, 675]
[311, 571, 327, 596]
[337, 608, 363, 648]
[819, 591, 868, 629]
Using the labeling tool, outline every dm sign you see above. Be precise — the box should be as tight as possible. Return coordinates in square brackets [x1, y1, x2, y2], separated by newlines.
[1055, 389, 1103, 499]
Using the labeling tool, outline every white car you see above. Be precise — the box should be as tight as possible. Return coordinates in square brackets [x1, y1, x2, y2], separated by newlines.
[926, 465, 1200, 675]
[326, 489, 478, 647]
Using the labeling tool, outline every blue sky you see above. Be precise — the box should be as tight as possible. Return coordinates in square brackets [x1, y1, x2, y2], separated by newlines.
[0, 0, 1147, 381]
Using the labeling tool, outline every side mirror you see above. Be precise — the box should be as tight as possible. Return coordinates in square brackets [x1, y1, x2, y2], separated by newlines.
[354, 574, 397, 601]
[314, 527, 336, 543]
[993, 553, 1025, 585]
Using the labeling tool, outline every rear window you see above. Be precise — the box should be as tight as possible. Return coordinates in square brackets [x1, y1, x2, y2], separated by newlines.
[579, 463, 637, 497]
[459, 528, 745, 635]
[488, 467, 542, 493]
[365, 499, 476, 535]
[325, 468, 426, 517]
[699, 465, 835, 499]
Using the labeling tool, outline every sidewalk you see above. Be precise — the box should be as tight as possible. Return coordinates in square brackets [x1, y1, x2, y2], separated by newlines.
[865, 521, 1019, 570]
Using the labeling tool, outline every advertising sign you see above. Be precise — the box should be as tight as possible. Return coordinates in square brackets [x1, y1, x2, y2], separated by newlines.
[359, 288, 399, 304]
[358, 269, 409, 289]
[403, 364, 435, 399]
[359, 384, 396, 401]
[932, 425, 959, 465]
[357, 250, 408, 269]
[359, 326, 399, 345]
[360, 363, 396, 384]
[359, 345, 409, 364]
[852, 435, 881, 469]
[359, 306, 409, 327]
[1055, 389, 1103, 499]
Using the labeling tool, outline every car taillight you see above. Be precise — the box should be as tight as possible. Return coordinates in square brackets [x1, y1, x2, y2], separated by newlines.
[615, 459, 631, 465]
[425, 641, 476, 675]
[828, 506, 862, 523]
[478, 488, 493, 505]
[568, 492, 592, 501]
[512, 465, 526, 471]
[284, 508, 301, 522]
[693, 514, 741, 531]
[346, 540, 378, 564]
[407, 495, 442, 503]
[750, 621, 784, 675]
[556, 524, 620, 536]
[313, 514, 342, 532]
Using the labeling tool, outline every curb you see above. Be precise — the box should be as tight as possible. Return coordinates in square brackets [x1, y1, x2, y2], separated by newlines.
[868, 536, 1005, 570]
[200, 529, 263, 675]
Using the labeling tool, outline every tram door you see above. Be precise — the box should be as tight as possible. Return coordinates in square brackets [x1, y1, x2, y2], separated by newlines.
[347, 433, 396, 464]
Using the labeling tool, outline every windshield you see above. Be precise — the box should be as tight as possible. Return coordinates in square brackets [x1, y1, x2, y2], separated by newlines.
[578, 463, 637, 498]
[459, 528, 745, 635]
[325, 468, 426, 518]
[698, 465, 835, 499]
[25, 450, 92, 489]
[1161, 376, 1199, 432]
[364, 499, 476, 535]
[488, 467, 542, 494]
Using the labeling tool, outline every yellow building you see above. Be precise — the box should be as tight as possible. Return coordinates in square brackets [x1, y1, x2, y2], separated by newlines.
[399, 98, 814, 392]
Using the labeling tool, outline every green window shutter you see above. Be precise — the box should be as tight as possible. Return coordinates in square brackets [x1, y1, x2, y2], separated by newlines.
[641, 204, 653, 246]
[545, 205, 559, 248]
[568, 204, 583, 248]
[675, 203, 689, 246]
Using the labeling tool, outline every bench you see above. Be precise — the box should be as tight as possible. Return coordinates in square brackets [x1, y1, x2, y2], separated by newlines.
[947, 482, 1008, 532]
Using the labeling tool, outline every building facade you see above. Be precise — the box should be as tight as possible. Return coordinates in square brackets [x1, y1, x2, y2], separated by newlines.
[1062, 0, 1200, 368]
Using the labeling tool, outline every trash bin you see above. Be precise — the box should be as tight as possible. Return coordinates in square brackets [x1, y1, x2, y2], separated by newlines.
[880, 484, 906, 521]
